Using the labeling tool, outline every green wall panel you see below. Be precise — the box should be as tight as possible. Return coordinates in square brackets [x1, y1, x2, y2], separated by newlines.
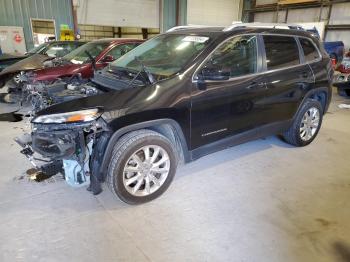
[0, 0, 74, 50]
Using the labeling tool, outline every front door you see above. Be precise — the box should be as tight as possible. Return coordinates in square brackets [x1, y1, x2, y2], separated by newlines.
[190, 34, 268, 149]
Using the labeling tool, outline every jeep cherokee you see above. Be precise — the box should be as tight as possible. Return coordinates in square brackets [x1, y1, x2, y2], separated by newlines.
[15, 24, 333, 204]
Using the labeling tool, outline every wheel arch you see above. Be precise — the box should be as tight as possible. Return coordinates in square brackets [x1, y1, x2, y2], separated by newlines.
[98, 118, 190, 181]
[299, 87, 331, 115]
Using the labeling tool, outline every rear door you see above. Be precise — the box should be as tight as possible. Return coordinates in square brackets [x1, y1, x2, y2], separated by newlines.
[261, 35, 314, 123]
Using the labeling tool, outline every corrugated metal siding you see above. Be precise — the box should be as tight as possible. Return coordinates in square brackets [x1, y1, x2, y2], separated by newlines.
[0, 0, 74, 50]
[76, 0, 159, 29]
[256, 0, 277, 5]
[161, 0, 187, 32]
[329, 3, 350, 25]
[187, 0, 241, 26]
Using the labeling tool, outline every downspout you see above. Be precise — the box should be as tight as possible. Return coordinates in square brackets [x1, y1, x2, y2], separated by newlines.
[71, 0, 79, 39]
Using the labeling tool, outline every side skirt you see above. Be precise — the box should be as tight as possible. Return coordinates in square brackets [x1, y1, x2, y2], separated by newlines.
[190, 120, 292, 161]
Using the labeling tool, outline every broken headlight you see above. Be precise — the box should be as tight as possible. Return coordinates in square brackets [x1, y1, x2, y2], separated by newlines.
[32, 108, 102, 124]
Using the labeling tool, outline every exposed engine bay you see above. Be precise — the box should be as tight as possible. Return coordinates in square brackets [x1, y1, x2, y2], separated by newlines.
[12, 65, 151, 193]
[15, 118, 110, 194]
[24, 80, 102, 113]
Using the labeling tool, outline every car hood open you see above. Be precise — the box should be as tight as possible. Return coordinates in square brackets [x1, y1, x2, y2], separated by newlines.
[0, 54, 52, 77]
[0, 53, 28, 62]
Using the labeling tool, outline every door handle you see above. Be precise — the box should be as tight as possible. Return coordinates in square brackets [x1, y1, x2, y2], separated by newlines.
[246, 82, 266, 90]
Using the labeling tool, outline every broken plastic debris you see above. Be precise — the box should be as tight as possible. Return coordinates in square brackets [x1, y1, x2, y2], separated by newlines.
[338, 104, 350, 109]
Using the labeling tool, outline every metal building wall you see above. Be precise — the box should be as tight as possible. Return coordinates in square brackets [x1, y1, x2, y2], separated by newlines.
[248, 0, 350, 48]
[0, 0, 74, 50]
[161, 0, 187, 32]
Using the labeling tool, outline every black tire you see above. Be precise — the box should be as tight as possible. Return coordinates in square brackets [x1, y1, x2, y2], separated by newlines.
[337, 88, 350, 97]
[282, 99, 323, 147]
[345, 89, 350, 97]
[106, 129, 178, 205]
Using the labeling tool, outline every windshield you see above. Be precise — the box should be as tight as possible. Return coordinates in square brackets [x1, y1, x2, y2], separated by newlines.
[110, 34, 211, 79]
[27, 42, 49, 54]
[63, 41, 109, 64]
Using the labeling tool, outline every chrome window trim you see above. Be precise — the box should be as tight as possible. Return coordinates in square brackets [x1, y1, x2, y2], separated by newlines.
[298, 36, 322, 64]
[192, 33, 260, 82]
[192, 33, 323, 83]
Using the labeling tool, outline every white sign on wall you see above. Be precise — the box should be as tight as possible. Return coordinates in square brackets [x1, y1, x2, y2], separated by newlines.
[0, 26, 27, 54]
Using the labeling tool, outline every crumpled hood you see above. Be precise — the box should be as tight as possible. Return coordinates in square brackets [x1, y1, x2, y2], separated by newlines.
[0, 54, 52, 77]
[35, 85, 155, 117]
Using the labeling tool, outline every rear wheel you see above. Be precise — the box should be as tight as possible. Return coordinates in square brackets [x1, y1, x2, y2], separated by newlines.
[107, 129, 178, 204]
[282, 99, 323, 147]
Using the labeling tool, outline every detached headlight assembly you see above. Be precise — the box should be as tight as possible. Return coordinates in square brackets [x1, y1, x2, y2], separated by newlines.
[32, 109, 102, 124]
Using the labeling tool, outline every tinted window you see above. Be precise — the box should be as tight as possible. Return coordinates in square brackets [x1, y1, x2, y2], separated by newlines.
[111, 34, 210, 79]
[202, 35, 258, 78]
[300, 38, 320, 62]
[63, 42, 109, 64]
[45, 42, 79, 57]
[106, 43, 139, 60]
[263, 35, 300, 70]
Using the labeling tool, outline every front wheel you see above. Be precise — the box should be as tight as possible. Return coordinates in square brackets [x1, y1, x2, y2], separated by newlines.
[107, 129, 178, 204]
[282, 99, 323, 147]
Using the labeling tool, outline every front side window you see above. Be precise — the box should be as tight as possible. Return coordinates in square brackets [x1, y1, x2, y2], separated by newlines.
[263, 35, 300, 70]
[63, 42, 109, 64]
[110, 34, 210, 79]
[201, 35, 258, 79]
[299, 38, 320, 62]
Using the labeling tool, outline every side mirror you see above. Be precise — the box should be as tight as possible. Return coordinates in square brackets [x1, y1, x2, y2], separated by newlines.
[200, 67, 230, 81]
[102, 55, 114, 63]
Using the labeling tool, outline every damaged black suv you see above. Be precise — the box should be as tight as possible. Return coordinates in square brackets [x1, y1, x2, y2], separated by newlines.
[16, 24, 333, 204]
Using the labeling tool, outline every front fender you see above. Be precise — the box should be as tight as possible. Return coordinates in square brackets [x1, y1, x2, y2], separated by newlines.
[96, 118, 190, 181]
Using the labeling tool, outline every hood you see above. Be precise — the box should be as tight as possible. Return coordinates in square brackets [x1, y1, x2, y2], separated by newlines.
[34, 63, 89, 82]
[0, 54, 51, 77]
[36, 85, 155, 117]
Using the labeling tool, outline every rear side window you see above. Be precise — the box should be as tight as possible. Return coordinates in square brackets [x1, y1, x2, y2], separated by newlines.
[263, 35, 300, 70]
[299, 38, 320, 62]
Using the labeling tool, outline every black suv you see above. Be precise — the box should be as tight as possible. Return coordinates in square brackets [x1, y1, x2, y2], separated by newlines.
[16, 25, 333, 204]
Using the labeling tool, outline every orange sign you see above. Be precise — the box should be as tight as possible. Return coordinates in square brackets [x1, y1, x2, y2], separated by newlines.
[14, 33, 22, 43]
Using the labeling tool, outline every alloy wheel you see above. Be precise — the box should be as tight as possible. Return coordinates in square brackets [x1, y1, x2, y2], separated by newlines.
[122, 145, 170, 197]
[299, 107, 320, 141]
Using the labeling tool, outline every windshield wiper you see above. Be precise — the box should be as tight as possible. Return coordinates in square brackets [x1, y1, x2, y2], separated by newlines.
[135, 56, 155, 84]
[85, 50, 96, 71]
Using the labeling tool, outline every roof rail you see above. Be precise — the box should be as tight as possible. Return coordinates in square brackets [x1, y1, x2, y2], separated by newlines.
[166, 25, 221, 32]
[223, 22, 304, 31]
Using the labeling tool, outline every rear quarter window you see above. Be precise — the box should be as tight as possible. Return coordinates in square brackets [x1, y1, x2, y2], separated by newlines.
[299, 38, 320, 62]
[263, 35, 300, 70]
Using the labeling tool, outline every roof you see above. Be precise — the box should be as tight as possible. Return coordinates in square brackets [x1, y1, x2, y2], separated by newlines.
[166, 26, 314, 39]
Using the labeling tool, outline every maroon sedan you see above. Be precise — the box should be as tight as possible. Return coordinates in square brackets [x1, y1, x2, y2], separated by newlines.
[32, 38, 144, 82]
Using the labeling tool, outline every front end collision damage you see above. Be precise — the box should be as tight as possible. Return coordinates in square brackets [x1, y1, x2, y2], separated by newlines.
[15, 117, 111, 194]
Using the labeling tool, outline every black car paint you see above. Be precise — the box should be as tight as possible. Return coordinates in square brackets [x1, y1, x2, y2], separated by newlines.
[32, 27, 333, 181]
